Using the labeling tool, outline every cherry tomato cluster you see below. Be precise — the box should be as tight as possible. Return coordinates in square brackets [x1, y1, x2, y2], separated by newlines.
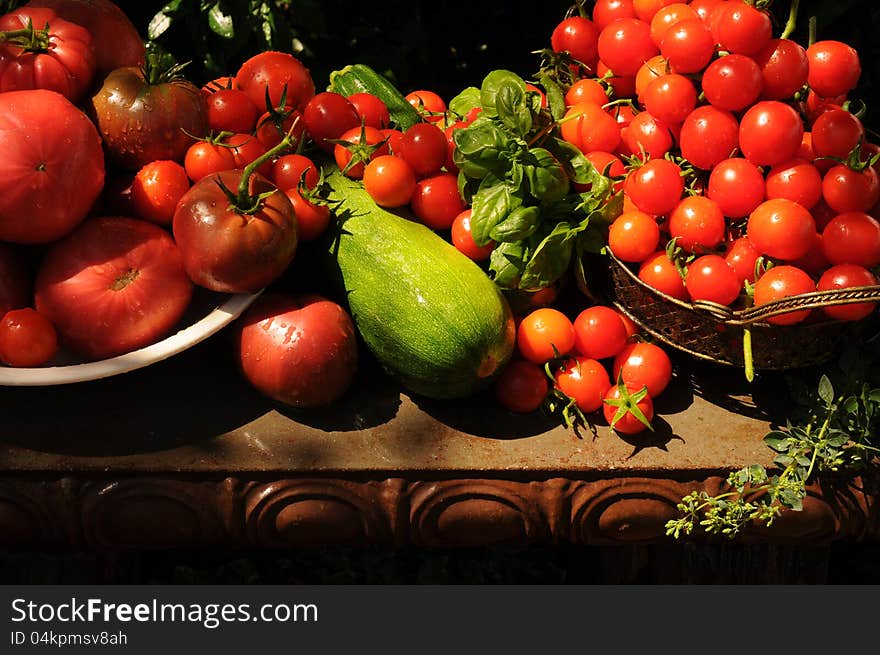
[550, 0, 879, 325]
[494, 302, 673, 435]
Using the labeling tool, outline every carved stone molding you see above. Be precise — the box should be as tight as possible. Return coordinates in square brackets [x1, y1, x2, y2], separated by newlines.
[0, 475, 875, 548]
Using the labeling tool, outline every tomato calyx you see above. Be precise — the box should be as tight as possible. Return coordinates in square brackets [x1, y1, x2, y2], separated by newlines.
[818, 142, 880, 173]
[543, 358, 593, 437]
[603, 378, 655, 433]
[0, 17, 51, 53]
[327, 121, 390, 176]
[140, 50, 191, 87]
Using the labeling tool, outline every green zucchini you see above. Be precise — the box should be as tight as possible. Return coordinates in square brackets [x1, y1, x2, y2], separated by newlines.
[328, 63, 422, 131]
[323, 165, 516, 400]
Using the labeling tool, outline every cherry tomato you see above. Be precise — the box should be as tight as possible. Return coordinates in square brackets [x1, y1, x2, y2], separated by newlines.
[381, 128, 406, 156]
[347, 92, 390, 129]
[811, 109, 864, 160]
[702, 54, 763, 112]
[183, 140, 237, 183]
[822, 165, 880, 214]
[406, 90, 446, 123]
[660, 17, 714, 73]
[593, 0, 637, 31]
[495, 359, 549, 413]
[747, 198, 817, 261]
[333, 125, 388, 179]
[624, 159, 684, 216]
[638, 251, 688, 300]
[806, 40, 861, 99]
[724, 237, 761, 284]
[284, 188, 330, 242]
[254, 106, 305, 152]
[649, 3, 698, 48]
[398, 122, 448, 178]
[565, 78, 609, 107]
[635, 54, 669, 102]
[619, 111, 674, 159]
[581, 151, 625, 191]
[753, 265, 815, 325]
[804, 89, 847, 125]
[204, 87, 259, 134]
[596, 60, 637, 97]
[739, 101, 804, 167]
[790, 231, 830, 275]
[608, 210, 661, 263]
[708, 158, 765, 218]
[443, 120, 467, 173]
[755, 39, 809, 101]
[817, 264, 878, 322]
[271, 154, 320, 191]
[642, 73, 697, 125]
[130, 160, 191, 226]
[517, 307, 576, 363]
[302, 91, 361, 152]
[561, 102, 621, 154]
[765, 159, 822, 210]
[685, 254, 741, 306]
[714, 2, 772, 56]
[451, 210, 495, 262]
[0, 308, 58, 367]
[612, 342, 672, 397]
[690, 0, 725, 23]
[551, 15, 600, 67]
[226, 133, 272, 177]
[669, 196, 726, 253]
[603, 383, 655, 434]
[598, 18, 659, 77]
[409, 173, 466, 230]
[363, 155, 417, 208]
[633, 0, 677, 23]
[235, 50, 315, 113]
[573, 305, 629, 360]
[678, 105, 739, 171]
[821, 212, 880, 268]
[555, 356, 612, 414]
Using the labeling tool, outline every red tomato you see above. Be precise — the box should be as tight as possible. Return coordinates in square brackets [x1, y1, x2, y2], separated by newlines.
[739, 101, 804, 167]
[363, 155, 417, 208]
[714, 2, 772, 56]
[613, 308, 641, 340]
[638, 251, 688, 300]
[561, 102, 621, 154]
[131, 160, 191, 226]
[811, 109, 864, 160]
[443, 120, 466, 173]
[573, 305, 629, 360]
[753, 265, 816, 325]
[0, 307, 58, 367]
[583, 151, 625, 189]
[551, 15, 600, 67]
[302, 91, 361, 152]
[765, 159, 823, 210]
[406, 90, 446, 123]
[755, 39, 809, 100]
[333, 125, 388, 179]
[398, 122, 448, 178]
[642, 73, 697, 125]
[235, 51, 315, 113]
[702, 54, 763, 112]
[635, 54, 669, 102]
[565, 78, 609, 107]
[35, 217, 193, 360]
[685, 254, 742, 306]
[612, 342, 672, 397]
[494, 359, 549, 413]
[724, 237, 761, 284]
[633, 0, 677, 22]
[619, 111, 674, 159]
[822, 165, 880, 214]
[451, 210, 495, 262]
[271, 154, 320, 191]
[598, 18, 659, 77]
[593, 0, 637, 31]
[821, 212, 880, 268]
[0, 7, 95, 103]
[0, 89, 104, 244]
[608, 210, 661, 263]
[204, 87, 259, 134]
[669, 196, 726, 253]
[235, 293, 358, 408]
[747, 198, 817, 261]
[347, 92, 390, 129]
[409, 173, 466, 231]
[708, 158, 765, 219]
[690, 0, 725, 23]
[624, 159, 684, 216]
[806, 40, 861, 99]
[173, 169, 298, 293]
[284, 188, 330, 242]
[517, 307, 576, 363]
[678, 106, 739, 171]
[660, 17, 714, 73]
[555, 356, 612, 413]
[603, 383, 655, 434]
[184, 139, 237, 183]
[790, 231, 830, 275]
[596, 60, 637, 97]
[649, 3, 698, 48]
[254, 106, 305, 152]
[225, 133, 272, 177]
[817, 264, 878, 322]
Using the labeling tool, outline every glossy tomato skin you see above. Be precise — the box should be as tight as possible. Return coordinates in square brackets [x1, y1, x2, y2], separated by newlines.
[494, 359, 549, 414]
[619, 110, 674, 159]
[551, 16, 600, 67]
[347, 92, 390, 129]
[810, 109, 864, 160]
[679, 107, 739, 171]
[204, 87, 259, 134]
[0, 307, 58, 367]
[0, 89, 104, 244]
[517, 307, 576, 364]
[755, 39, 809, 100]
[283, 189, 330, 243]
[708, 158, 765, 219]
[34, 217, 194, 360]
[685, 254, 742, 306]
[747, 198, 817, 261]
[235, 293, 358, 409]
[806, 40, 861, 99]
[451, 210, 495, 262]
[90, 66, 209, 171]
[822, 165, 880, 214]
[638, 251, 688, 300]
[821, 212, 880, 268]
[702, 54, 763, 112]
[173, 170, 298, 293]
[668, 196, 726, 253]
[410, 173, 466, 231]
[624, 159, 684, 216]
[660, 18, 714, 74]
[612, 342, 672, 397]
[765, 158, 822, 210]
[573, 305, 629, 360]
[302, 91, 361, 152]
[817, 264, 878, 322]
[0, 8, 95, 103]
[131, 160, 191, 226]
[363, 155, 417, 208]
[555, 356, 611, 414]
[561, 102, 621, 154]
[753, 265, 816, 325]
[739, 101, 804, 167]
[235, 51, 315, 114]
[608, 210, 660, 262]
[642, 73, 697, 125]
[598, 18, 659, 77]
[271, 154, 320, 191]
[724, 237, 761, 284]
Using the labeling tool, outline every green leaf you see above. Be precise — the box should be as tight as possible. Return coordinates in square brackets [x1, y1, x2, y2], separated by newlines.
[519, 223, 574, 291]
[489, 241, 528, 289]
[763, 432, 791, 452]
[480, 69, 527, 119]
[448, 86, 481, 119]
[452, 119, 512, 180]
[522, 148, 569, 201]
[539, 73, 566, 122]
[818, 374, 835, 407]
[470, 179, 520, 246]
[208, 2, 235, 38]
[490, 205, 541, 242]
[496, 82, 532, 137]
[147, 0, 183, 40]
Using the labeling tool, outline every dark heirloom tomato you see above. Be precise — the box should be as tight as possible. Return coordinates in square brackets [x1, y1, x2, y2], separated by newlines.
[173, 170, 298, 293]
[27, 0, 145, 79]
[34, 217, 194, 361]
[90, 65, 209, 171]
[0, 89, 104, 244]
[0, 7, 95, 104]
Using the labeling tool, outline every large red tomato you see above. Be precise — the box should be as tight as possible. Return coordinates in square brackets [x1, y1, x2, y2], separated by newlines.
[0, 89, 104, 244]
[234, 293, 358, 408]
[34, 216, 194, 360]
[26, 0, 145, 79]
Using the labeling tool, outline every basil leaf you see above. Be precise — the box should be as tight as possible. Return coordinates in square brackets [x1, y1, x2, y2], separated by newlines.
[539, 73, 567, 122]
[449, 86, 481, 120]
[490, 241, 528, 289]
[523, 148, 569, 201]
[452, 119, 511, 179]
[480, 69, 526, 119]
[496, 82, 532, 137]
[519, 223, 575, 291]
[470, 179, 521, 246]
[490, 205, 541, 242]
[208, 2, 234, 38]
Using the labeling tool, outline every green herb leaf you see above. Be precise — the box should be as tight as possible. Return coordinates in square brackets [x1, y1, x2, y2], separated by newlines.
[489, 241, 528, 289]
[207, 2, 234, 38]
[480, 69, 526, 119]
[519, 222, 574, 291]
[470, 178, 521, 247]
[818, 374, 835, 407]
[448, 86, 481, 119]
[490, 205, 541, 242]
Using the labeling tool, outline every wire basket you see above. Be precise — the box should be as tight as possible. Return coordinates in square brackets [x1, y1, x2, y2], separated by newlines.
[589, 251, 880, 371]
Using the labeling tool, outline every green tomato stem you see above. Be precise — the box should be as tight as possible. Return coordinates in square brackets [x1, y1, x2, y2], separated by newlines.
[780, 0, 801, 40]
[233, 118, 301, 212]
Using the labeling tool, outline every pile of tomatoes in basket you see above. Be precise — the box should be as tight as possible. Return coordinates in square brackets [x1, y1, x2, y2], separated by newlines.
[550, 0, 879, 326]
